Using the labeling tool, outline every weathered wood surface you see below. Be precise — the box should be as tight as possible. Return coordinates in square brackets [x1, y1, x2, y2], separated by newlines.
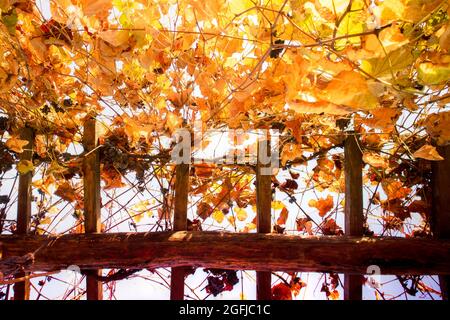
[432, 144, 450, 300]
[344, 132, 363, 300]
[256, 137, 272, 300]
[1, 232, 450, 275]
[14, 127, 34, 300]
[170, 161, 191, 300]
[83, 118, 102, 234]
[82, 118, 103, 300]
[16, 127, 34, 235]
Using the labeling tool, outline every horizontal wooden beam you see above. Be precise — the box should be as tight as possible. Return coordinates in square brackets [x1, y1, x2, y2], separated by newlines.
[1, 232, 450, 275]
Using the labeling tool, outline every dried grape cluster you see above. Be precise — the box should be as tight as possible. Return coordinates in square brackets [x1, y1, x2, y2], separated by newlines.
[204, 269, 239, 297]
[100, 137, 151, 188]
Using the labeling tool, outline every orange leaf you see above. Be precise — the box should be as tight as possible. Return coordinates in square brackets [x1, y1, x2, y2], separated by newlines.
[101, 167, 126, 190]
[382, 179, 411, 200]
[55, 181, 78, 202]
[5, 136, 29, 153]
[318, 71, 378, 111]
[276, 207, 289, 225]
[271, 283, 292, 300]
[322, 218, 343, 236]
[308, 195, 334, 217]
[362, 152, 389, 169]
[413, 144, 444, 161]
[328, 289, 339, 300]
[296, 218, 313, 235]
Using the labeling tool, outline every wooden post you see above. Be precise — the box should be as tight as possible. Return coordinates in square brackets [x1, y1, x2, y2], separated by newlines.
[431, 144, 450, 300]
[170, 139, 190, 300]
[83, 118, 102, 300]
[256, 133, 272, 300]
[344, 132, 364, 300]
[14, 127, 34, 300]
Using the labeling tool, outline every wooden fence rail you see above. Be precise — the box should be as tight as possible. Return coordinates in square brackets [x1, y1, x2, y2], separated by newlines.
[1, 232, 450, 275]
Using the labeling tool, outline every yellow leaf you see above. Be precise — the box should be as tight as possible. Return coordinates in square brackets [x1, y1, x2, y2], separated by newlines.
[244, 222, 256, 232]
[131, 200, 150, 212]
[418, 61, 450, 85]
[228, 0, 254, 15]
[413, 145, 444, 161]
[361, 47, 415, 78]
[235, 207, 247, 221]
[318, 0, 351, 16]
[98, 30, 130, 47]
[5, 136, 29, 153]
[271, 201, 285, 210]
[133, 212, 144, 223]
[17, 160, 34, 174]
[227, 215, 236, 227]
[318, 71, 378, 111]
[165, 112, 182, 133]
[212, 209, 224, 223]
[378, 0, 442, 23]
[39, 216, 52, 226]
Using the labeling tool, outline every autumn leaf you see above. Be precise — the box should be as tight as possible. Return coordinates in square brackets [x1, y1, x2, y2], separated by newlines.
[5, 136, 29, 153]
[328, 290, 340, 300]
[309, 195, 334, 217]
[271, 283, 292, 300]
[198, 202, 213, 220]
[276, 207, 289, 225]
[235, 207, 247, 221]
[413, 145, 444, 161]
[80, 0, 112, 17]
[382, 179, 411, 200]
[17, 160, 33, 174]
[424, 112, 450, 146]
[39, 216, 52, 226]
[55, 181, 78, 202]
[280, 179, 298, 190]
[212, 209, 224, 223]
[318, 71, 378, 111]
[296, 218, 313, 235]
[322, 218, 343, 236]
[418, 61, 450, 85]
[291, 278, 307, 297]
[101, 167, 126, 189]
[363, 152, 389, 169]
[271, 201, 285, 210]
[98, 30, 130, 47]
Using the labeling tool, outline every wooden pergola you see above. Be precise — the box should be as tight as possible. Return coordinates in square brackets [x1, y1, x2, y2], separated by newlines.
[1, 119, 449, 300]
